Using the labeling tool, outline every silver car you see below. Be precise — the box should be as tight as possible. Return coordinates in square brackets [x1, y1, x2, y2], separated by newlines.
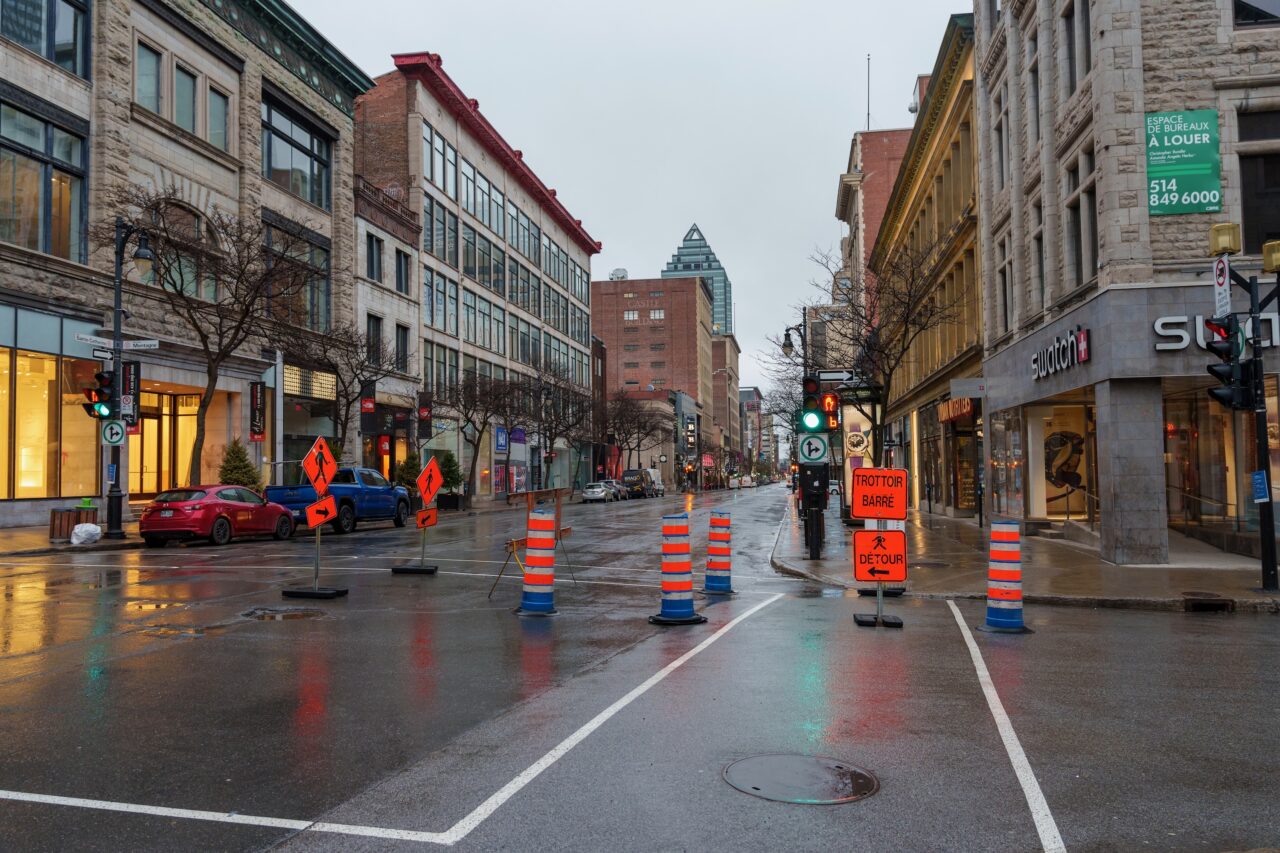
[582, 482, 611, 503]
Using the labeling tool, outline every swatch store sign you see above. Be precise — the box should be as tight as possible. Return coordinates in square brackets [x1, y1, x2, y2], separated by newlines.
[1032, 326, 1091, 381]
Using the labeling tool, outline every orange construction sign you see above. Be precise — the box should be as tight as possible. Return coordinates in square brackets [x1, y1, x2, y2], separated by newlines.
[853, 529, 907, 583]
[416, 457, 443, 505]
[416, 507, 438, 529]
[302, 436, 338, 495]
[305, 494, 337, 528]
[850, 468, 909, 520]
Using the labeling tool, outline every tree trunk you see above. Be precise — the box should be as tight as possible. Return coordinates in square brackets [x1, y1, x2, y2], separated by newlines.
[464, 425, 486, 498]
[188, 363, 221, 486]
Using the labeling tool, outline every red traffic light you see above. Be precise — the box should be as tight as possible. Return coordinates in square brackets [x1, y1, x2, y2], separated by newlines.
[1204, 317, 1231, 339]
[802, 375, 820, 395]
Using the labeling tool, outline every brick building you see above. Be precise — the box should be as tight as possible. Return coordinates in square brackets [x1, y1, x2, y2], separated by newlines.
[710, 335, 741, 483]
[835, 127, 913, 294]
[974, 0, 1280, 562]
[354, 52, 599, 497]
[0, 0, 371, 523]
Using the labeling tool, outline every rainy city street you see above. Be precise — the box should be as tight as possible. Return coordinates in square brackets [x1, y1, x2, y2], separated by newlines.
[0, 485, 1276, 851]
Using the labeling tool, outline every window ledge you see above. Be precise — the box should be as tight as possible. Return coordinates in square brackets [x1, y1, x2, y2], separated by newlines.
[0, 35, 90, 90]
[130, 103, 241, 173]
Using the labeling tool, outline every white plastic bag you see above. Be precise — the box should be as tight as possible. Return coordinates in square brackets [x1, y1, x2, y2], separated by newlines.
[70, 523, 102, 546]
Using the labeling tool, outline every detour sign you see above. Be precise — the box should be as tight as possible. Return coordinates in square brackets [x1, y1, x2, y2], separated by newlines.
[853, 529, 907, 583]
[851, 468, 908, 520]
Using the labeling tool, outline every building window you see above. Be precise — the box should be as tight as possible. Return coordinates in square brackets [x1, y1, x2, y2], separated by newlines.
[266, 225, 330, 331]
[623, 310, 638, 321]
[1061, 1, 1090, 98]
[395, 324, 410, 372]
[395, 249, 410, 294]
[997, 235, 1012, 333]
[649, 309, 665, 320]
[421, 121, 434, 184]
[649, 290, 663, 297]
[445, 143, 457, 199]
[1030, 200, 1046, 311]
[463, 290, 477, 343]
[623, 344, 639, 352]
[366, 314, 383, 364]
[366, 233, 383, 282]
[261, 98, 331, 210]
[650, 361, 666, 368]
[1239, 111, 1280, 252]
[1237, 0, 1280, 25]
[0, 102, 86, 262]
[650, 343, 666, 351]
[2, 0, 87, 76]
[174, 65, 197, 133]
[208, 88, 229, 151]
[461, 159, 476, 215]
[1063, 147, 1098, 289]
[136, 42, 162, 113]
[1027, 32, 1041, 145]
[447, 279, 458, 336]
[993, 83, 1008, 190]
[624, 361, 640, 368]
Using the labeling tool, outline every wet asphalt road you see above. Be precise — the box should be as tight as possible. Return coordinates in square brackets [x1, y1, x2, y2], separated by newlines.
[0, 484, 1276, 851]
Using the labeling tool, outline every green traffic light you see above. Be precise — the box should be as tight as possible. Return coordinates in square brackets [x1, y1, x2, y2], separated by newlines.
[93, 402, 111, 417]
[801, 411, 822, 430]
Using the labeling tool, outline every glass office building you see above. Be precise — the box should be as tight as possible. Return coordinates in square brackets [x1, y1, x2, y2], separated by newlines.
[661, 224, 734, 335]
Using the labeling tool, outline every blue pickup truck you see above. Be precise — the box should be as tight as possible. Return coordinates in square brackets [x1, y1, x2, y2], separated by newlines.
[264, 467, 412, 533]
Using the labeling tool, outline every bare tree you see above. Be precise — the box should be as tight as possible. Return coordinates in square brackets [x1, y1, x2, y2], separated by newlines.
[282, 319, 407, 463]
[436, 371, 514, 498]
[606, 389, 669, 469]
[97, 185, 316, 483]
[518, 361, 592, 489]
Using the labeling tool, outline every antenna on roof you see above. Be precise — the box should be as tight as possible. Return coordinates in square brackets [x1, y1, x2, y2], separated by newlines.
[866, 54, 871, 131]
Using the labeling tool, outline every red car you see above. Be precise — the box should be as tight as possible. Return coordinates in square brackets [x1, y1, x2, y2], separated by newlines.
[139, 485, 295, 547]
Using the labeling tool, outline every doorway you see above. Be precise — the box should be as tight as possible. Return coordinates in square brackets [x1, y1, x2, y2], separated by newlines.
[127, 393, 200, 498]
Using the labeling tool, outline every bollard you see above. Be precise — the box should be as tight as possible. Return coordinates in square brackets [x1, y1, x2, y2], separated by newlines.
[702, 511, 735, 595]
[649, 512, 707, 625]
[979, 520, 1031, 633]
[516, 509, 557, 617]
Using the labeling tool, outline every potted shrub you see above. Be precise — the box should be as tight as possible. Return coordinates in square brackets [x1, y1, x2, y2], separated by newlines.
[434, 450, 466, 510]
[395, 451, 423, 509]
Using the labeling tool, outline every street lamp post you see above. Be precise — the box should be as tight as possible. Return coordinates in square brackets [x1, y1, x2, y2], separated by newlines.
[106, 217, 153, 540]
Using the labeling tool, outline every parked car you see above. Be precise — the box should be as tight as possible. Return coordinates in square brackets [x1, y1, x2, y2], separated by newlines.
[140, 485, 294, 547]
[644, 468, 666, 496]
[264, 467, 411, 534]
[829, 479, 841, 496]
[622, 469, 654, 498]
[602, 479, 629, 500]
[581, 482, 612, 503]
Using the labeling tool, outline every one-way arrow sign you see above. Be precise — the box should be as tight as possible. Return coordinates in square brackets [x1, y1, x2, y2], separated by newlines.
[818, 369, 855, 383]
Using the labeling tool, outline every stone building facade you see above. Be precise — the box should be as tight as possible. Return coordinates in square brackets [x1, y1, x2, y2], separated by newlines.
[354, 53, 599, 497]
[974, 0, 1280, 561]
[0, 0, 370, 523]
[871, 14, 983, 518]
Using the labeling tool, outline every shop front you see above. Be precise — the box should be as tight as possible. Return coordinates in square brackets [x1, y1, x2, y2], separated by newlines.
[983, 284, 1280, 563]
[282, 364, 336, 485]
[362, 403, 412, 481]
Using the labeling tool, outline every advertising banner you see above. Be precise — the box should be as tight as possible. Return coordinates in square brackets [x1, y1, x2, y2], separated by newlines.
[249, 381, 266, 442]
[1146, 110, 1221, 215]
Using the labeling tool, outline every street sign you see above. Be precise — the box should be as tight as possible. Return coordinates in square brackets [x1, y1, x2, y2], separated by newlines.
[1214, 255, 1232, 318]
[305, 494, 337, 527]
[120, 394, 134, 413]
[101, 420, 126, 446]
[819, 369, 855, 383]
[851, 468, 908, 520]
[75, 332, 112, 348]
[122, 339, 160, 351]
[107, 463, 117, 483]
[301, 436, 337, 495]
[797, 434, 830, 464]
[853, 529, 907, 583]
[416, 507, 438, 528]
[1252, 470, 1270, 505]
[92, 348, 113, 361]
[417, 457, 443, 504]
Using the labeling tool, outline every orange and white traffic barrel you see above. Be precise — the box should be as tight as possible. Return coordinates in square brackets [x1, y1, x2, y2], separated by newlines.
[981, 520, 1030, 633]
[649, 512, 707, 625]
[702, 511, 735, 595]
[517, 508, 557, 616]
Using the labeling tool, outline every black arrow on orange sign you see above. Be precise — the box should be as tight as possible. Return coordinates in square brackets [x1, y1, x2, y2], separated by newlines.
[313, 504, 332, 520]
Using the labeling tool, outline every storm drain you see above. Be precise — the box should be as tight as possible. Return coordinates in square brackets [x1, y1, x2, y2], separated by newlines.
[242, 606, 326, 621]
[1182, 591, 1235, 613]
[723, 754, 878, 805]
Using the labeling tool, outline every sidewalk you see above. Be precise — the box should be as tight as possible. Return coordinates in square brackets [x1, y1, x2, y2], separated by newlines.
[771, 500, 1280, 613]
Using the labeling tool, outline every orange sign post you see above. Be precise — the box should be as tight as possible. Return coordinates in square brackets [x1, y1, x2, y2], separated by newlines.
[852, 467, 909, 629]
[284, 435, 348, 600]
[395, 457, 443, 575]
[853, 530, 907, 583]
[850, 468, 909, 520]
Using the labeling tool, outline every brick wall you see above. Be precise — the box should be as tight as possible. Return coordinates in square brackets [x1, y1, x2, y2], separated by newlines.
[590, 277, 709, 403]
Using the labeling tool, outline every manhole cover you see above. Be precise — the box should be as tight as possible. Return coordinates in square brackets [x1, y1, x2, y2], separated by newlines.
[723, 754, 878, 804]
[242, 606, 325, 621]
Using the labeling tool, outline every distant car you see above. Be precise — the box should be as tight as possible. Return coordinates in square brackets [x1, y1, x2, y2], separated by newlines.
[829, 479, 841, 496]
[643, 468, 667, 496]
[582, 482, 610, 503]
[140, 485, 294, 547]
[622, 469, 655, 498]
[603, 480, 629, 500]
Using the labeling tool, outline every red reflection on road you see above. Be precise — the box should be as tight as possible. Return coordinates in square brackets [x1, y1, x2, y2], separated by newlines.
[412, 610, 436, 703]
[519, 618, 555, 699]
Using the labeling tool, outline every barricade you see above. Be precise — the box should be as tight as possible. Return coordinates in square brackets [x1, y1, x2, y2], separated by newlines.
[650, 512, 707, 625]
[702, 511, 735, 595]
[516, 509, 557, 617]
[979, 520, 1031, 633]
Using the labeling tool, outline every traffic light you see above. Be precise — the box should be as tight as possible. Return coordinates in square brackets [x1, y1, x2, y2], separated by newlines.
[82, 371, 116, 419]
[1205, 315, 1255, 411]
[800, 375, 823, 432]
[820, 392, 839, 432]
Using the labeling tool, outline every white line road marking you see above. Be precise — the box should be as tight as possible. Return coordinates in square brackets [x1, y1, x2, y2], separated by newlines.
[0, 592, 785, 846]
[437, 591, 786, 844]
[0, 788, 451, 844]
[947, 600, 1067, 853]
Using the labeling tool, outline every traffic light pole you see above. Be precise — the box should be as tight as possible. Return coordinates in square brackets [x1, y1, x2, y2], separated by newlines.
[1233, 269, 1278, 591]
[105, 219, 129, 539]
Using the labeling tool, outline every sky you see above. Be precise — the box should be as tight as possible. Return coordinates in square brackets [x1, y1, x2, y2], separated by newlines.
[300, 0, 966, 391]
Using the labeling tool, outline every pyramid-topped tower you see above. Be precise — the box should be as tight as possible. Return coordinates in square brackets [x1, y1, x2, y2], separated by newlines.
[660, 224, 734, 335]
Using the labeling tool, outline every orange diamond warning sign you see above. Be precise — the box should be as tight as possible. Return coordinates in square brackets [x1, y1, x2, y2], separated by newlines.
[853, 529, 907, 583]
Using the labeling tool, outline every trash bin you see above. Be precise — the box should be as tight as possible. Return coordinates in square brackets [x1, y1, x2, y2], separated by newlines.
[50, 507, 99, 543]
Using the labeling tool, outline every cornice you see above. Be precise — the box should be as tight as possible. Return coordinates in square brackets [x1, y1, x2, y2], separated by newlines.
[980, 20, 1007, 79]
[392, 52, 602, 257]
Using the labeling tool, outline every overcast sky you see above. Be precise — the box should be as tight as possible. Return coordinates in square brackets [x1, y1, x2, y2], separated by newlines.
[300, 0, 966, 391]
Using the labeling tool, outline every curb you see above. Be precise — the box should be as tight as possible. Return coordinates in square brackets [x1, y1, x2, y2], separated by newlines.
[0, 540, 147, 558]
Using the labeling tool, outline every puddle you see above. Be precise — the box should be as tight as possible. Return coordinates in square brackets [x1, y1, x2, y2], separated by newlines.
[242, 606, 327, 621]
[138, 626, 204, 638]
